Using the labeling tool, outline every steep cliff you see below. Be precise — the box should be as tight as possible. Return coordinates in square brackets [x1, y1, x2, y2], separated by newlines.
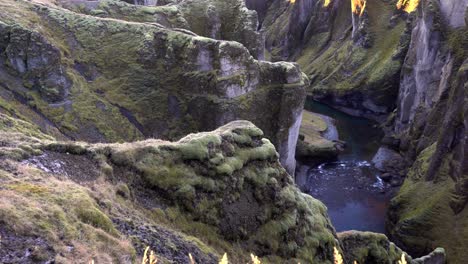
[386, 0, 468, 262]
[249, 0, 411, 120]
[0, 0, 463, 262]
[0, 0, 306, 174]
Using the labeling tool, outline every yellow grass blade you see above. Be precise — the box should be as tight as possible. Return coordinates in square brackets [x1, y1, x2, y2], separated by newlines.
[251, 254, 261, 264]
[189, 253, 196, 264]
[334, 247, 344, 264]
[398, 254, 407, 264]
[219, 253, 228, 264]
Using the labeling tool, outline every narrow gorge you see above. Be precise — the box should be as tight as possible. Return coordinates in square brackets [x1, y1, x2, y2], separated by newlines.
[0, 0, 466, 263]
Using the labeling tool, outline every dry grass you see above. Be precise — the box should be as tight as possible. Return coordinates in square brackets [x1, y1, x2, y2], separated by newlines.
[251, 254, 261, 264]
[82, 245, 411, 264]
[219, 253, 229, 264]
[397, 254, 407, 264]
[334, 247, 344, 264]
[141, 246, 158, 264]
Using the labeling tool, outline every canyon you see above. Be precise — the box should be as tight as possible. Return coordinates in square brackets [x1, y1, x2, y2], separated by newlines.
[0, 0, 466, 263]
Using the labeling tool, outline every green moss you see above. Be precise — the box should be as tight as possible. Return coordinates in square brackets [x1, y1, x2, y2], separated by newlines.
[116, 182, 131, 199]
[160, 206, 229, 257]
[338, 231, 406, 264]
[176, 134, 222, 160]
[76, 205, 119, 236]
[288, 0, 407, 110]
[388, 142, 468, 263]
[7, 183, 50, 195]
[447, 27, 468, 63]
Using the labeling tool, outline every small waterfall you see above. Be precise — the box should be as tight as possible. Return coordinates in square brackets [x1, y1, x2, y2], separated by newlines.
[395, 5, 443, 132]
[134, 0, 157, 6]
[351, 13, 358, 38]
[413, 18, 430, 107]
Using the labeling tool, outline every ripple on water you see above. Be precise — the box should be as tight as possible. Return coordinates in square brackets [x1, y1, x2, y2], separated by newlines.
[299, 100, 394, 233]
[297, 161, 393, 232]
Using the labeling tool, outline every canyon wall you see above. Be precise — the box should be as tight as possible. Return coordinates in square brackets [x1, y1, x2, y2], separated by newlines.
[387, 0, 468, 262]
[250, 0, 410, 121]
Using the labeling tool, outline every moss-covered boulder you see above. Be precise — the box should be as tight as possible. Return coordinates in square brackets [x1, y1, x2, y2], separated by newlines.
[296, 110, 343, 163]
[90, 120, 339, 263]
[0, 115, 342, 263]
[338, 231, 409, 264]
[339, 231, 445, 264]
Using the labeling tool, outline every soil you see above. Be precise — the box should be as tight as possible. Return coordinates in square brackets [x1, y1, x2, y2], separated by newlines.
[0, 226, 55, 264]
[113, 218, 218, 264]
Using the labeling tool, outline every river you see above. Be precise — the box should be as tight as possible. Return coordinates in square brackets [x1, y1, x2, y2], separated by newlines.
[296, 99, 394, 233]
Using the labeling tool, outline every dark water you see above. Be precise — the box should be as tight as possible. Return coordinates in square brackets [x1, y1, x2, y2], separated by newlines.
[296, 99, 393, 232]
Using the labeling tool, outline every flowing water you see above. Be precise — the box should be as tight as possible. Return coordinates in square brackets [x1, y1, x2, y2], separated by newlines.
[296, 99, 394, 232]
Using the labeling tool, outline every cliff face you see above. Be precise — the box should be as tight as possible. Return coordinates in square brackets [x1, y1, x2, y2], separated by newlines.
[386, 0, 468, 262]
[0, 0, 306, 175]
[249, 0, 410, 120]
[0, 0, 464, 262]
[61, 0, 265, 59]
[395, 0, 458, 133]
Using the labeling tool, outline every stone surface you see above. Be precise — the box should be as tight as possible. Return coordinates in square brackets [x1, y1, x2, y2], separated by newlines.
[338, 231, 446, 264]
[371, 146, 407, 183]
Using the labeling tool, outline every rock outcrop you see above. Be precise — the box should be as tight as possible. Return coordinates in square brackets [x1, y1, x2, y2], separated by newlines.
[338, 231, 410, 264]
[372, 146, 408, 186]
[0, 112, 446, 263]
[0, 0, 306, 175]
[296, 110, 343, 164]
[395, 0, 454, 133]
[339, 231, 446, 264]
[0, 114, 342, 263]
[60, 0, 265, 59]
